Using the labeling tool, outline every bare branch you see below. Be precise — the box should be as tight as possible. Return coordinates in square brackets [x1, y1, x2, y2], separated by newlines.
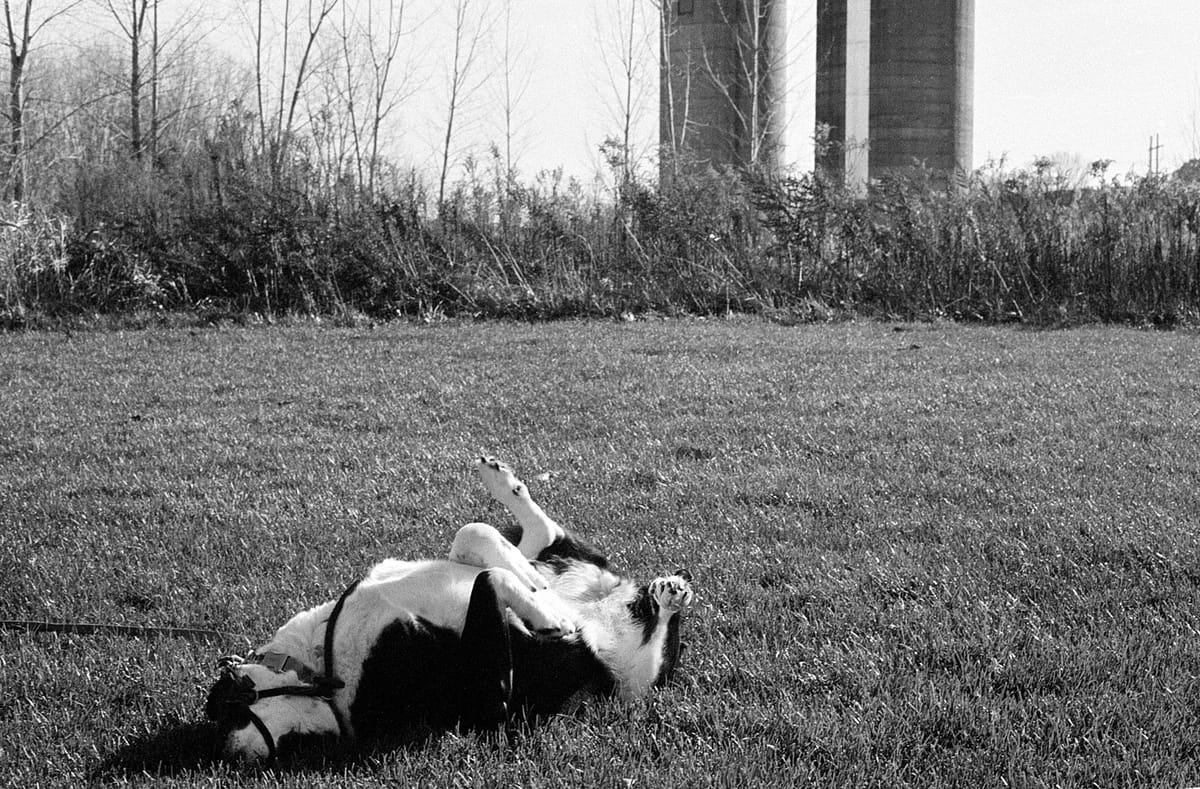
[438, 0, 490, 212]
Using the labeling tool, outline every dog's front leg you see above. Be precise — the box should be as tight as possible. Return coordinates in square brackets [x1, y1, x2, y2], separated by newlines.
[648, 571, 694, 688]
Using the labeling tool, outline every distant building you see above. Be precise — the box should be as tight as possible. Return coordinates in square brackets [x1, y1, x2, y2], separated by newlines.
[659, 0, 787, 182]
[816, 0, 975, 190]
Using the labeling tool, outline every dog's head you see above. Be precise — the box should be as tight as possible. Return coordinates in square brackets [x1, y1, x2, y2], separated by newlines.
[537, 528, 695, 695]
[205, 657, 342, 763]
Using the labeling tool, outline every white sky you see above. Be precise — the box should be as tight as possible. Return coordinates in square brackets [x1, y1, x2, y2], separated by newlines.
[63, 1, 1200, 184]
[532, 0, 1200, 179]
[972, 0, 1200, 177]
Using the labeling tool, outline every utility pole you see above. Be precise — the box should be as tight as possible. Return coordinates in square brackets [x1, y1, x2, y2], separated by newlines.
[1148, 133, 1162, 176]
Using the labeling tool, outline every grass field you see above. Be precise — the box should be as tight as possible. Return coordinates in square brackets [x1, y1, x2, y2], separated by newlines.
[2, 318, 1200, 787]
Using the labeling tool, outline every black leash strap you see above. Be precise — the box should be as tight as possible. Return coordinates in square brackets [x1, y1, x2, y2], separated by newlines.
[323, 579, 359, 691]
[247, 708, 278, 761]
[0, 619, 237, 642]
[319, 579, 359, 741]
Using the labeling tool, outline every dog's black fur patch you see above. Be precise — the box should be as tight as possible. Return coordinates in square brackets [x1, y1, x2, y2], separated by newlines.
[351, 617, 461, 739]
[509, 629, 616, 717]
[627, 584, 660, 645]
[538, 533, 610, 572]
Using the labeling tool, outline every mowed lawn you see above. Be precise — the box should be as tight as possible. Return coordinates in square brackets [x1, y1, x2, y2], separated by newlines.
[2, 319, 1199, 787]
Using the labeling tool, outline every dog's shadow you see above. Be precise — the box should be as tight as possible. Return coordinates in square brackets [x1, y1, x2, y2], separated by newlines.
[90, 718, 496, 780]
[90, 719, 227, 780]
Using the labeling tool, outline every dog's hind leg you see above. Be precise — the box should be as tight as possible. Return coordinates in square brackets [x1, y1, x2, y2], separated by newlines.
[477, 456, 564, 559]
[458, 568, 577, 730]
[458, 570, 516, 729]
[448, 522, 547, 591]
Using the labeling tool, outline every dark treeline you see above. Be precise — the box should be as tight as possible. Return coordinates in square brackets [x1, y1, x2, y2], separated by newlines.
[4, 130, 1200, 328]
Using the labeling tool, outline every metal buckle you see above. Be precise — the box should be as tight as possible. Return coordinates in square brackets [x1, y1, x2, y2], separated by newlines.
[258, 652, 289, 673]
[250, 650, 320, 683]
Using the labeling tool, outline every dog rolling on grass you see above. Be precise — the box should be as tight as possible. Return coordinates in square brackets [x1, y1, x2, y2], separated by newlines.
[205, 457, 694, 762]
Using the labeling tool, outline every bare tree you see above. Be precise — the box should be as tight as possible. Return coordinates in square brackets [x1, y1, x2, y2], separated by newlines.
[334, 1, 365, 188]
[485, 0, 534, 233]
[697, 0, 787, 170]
[2, 1, 94, 201]
[147, 0, 155, 161]
[253, 0, 267, 151]
[3, 0, 79, 199]
[493, 0, 532, 185]
[283, 0, 337, 170]
[437, 0, 488, 214]
[250, 0, 339, 177]
[593, 0, 653, 189]
[335, 0, 415, 197]
[95, 0, 212, 168]
[102, 0, 150, 160]
[653, 0, 690, 181]
[4, 0, 33, 198]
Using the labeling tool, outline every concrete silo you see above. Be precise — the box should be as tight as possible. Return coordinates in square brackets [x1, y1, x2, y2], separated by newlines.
[816, 0, 974, 187]
[659, 0, 787, 181]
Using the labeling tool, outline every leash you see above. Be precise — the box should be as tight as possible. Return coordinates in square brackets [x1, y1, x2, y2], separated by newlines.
[4, 582, 363, 761]
[0, 619, 246, 643]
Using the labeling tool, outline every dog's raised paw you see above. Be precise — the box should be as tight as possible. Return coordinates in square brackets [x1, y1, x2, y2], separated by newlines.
[649, 575, 694, 615]
[478, 457, 531, 504]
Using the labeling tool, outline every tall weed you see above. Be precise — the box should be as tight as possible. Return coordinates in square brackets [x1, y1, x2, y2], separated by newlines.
[5, 130, 1200, 326]
[752, 166, 1200, 323]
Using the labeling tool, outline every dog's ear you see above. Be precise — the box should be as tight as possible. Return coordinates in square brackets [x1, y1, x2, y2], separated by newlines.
[675, 568, 692, 582]
[205, 673, 238, 721]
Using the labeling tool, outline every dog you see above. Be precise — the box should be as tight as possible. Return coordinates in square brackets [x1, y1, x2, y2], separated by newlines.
[205, 457, 694, 762]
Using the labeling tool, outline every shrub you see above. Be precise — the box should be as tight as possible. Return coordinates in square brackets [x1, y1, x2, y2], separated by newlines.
[752, 165, 1200, 324]
[5, 137, 1200, 327]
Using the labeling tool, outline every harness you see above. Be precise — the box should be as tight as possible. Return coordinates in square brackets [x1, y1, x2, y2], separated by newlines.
[207, 580, 360, 761]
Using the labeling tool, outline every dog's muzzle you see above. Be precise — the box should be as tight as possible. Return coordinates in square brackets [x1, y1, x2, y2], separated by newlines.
[206, 654, 344, 761]
[205, 658, 261, 725]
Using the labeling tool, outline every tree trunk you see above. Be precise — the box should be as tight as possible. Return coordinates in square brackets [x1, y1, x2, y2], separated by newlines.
[4, 0, 30, 202]
[129, 3, 142, 160]
[149, 0, 158, 165]
[8, 49, 23, 201]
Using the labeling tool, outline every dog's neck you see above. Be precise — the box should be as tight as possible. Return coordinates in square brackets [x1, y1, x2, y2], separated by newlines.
[260, 598, 337, 675]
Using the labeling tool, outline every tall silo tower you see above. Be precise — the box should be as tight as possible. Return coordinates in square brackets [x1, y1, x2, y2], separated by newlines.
[660, 0, 787, 181]
[816, 0, 974, 188]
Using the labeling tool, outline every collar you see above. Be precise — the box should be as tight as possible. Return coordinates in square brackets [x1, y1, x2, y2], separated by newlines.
[248, 651, 323, 684]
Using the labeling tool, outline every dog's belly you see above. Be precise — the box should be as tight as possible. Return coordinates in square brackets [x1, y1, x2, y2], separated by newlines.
[359, 559, 485, 635]
[332, 560, 489, 740]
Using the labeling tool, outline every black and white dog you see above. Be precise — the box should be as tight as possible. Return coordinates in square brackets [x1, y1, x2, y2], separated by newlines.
[205, 457, 694, 762]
